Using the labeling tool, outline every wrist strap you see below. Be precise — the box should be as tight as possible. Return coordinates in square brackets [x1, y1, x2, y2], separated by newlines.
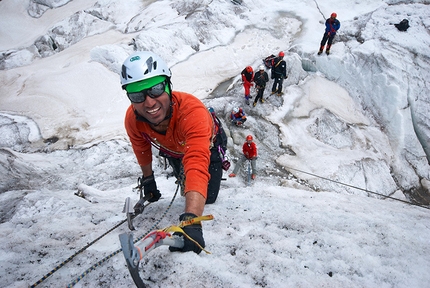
[179, 214, 214, 227]
[162, 214, 214, 254]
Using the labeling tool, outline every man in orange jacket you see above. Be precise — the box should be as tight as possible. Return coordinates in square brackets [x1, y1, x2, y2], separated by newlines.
[121, 51, 227, 254]
[229, 135, 258, 180]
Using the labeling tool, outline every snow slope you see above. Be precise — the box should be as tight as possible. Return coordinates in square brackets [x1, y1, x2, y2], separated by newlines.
[0, 0, 429, 287]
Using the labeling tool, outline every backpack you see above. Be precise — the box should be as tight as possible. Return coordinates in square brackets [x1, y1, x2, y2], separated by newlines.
[394, 19, 409, 31]
[263, 54, 276, 69]
[208, 107, 230, 170]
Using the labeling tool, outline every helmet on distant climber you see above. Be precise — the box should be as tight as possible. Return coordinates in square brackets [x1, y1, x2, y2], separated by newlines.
[279, 51, 285, 57]
[233, 107, 240, 114]
[331, 12, 337, 18]
[259, 65, 265, 71]
[246, 66, 253, 73]
[246, 135, 253, 141]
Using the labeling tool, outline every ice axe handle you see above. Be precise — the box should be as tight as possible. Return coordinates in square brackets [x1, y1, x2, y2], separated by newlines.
[139, 233, 184, 255]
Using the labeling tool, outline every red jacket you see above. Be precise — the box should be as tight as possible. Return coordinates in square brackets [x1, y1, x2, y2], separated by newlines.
[242, 142, 257, 159]
[241, 68, 254, 83]
[124, 91, 213, 198]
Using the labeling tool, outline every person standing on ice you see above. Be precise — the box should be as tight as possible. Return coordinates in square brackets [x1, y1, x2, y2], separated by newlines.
[318, 12, 341, 55]
[120, 51, 227, 254]
[229, 135, 258, 180]
[270, 51, 287, 96]
[253, 65, 269, 107]
[241, 66, 254, 105]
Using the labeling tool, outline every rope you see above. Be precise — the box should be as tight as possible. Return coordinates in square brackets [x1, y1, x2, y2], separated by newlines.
[30, 218, 128, 288]
[134, 183, 179, 243]
[66, 184, 179, 287]
[313, 0, 326, 21]
[285, 165, 430, 210]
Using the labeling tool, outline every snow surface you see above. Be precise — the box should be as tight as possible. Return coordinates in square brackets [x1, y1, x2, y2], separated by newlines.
[0, 0, 429, 287]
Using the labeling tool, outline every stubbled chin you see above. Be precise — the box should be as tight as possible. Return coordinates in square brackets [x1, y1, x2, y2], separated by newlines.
[144, 109, 164, 123]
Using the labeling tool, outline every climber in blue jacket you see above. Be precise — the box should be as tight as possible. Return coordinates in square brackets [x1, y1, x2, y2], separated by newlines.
[318, 12, 341, 55]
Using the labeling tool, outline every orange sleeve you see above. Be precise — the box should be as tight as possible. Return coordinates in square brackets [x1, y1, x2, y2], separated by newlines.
[124, 105, 153, 166]
[176, 94, 212, 197]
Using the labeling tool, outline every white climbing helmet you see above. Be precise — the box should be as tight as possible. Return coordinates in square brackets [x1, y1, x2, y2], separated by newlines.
[233, 107, 240, 113]
[120, 51, 171, 87]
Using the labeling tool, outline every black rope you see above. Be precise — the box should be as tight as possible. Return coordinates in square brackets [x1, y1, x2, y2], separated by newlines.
[285, 165, 430, 210]
[313, 0, 326, 21]
[66, 184, 179, 287]
[30, 218, 128, 288]
[30, 184, 178, 288]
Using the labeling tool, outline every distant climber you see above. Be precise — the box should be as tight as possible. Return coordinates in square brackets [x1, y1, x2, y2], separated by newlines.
[230, 106, 247, 126]
[253, 65, 269, 106]
[128, 38, 138, 51]
[229, 135, 258, 180]
[270, 52, 287, 97]
[241, 66, 254, 105]
[318, 12, 341, 55]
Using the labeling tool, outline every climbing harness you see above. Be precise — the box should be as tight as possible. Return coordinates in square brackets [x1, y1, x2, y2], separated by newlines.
[141, 132, 184, 159]
[219, 145, 231, 171]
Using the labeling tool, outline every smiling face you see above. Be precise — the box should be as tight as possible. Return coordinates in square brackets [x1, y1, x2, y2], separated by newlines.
[132, 91, 171, 125]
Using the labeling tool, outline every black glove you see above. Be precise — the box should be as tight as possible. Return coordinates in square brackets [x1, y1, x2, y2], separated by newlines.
[140, 173, 161, 203]
[169, 213, 205, 254]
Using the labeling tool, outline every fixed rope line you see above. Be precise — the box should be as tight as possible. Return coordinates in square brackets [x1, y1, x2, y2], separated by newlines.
[313, 0, 326, 21]
[285, 165, 430, 210]
[66, 184, 180, 287]
[30, 217, 128, 288]
[134, 183, 179, 243]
